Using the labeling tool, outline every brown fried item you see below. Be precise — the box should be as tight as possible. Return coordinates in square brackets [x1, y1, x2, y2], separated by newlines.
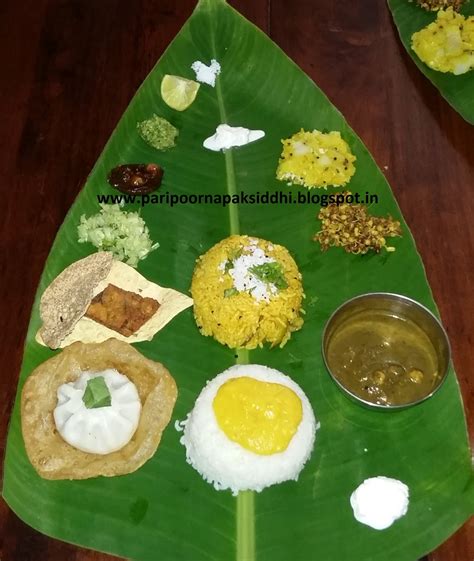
[314, 192, 402, 254]
[85, 284, 160, 337]
[415, 0, 464, 11]
[39, 252, 114, 349]
[21, 338, 177, 480]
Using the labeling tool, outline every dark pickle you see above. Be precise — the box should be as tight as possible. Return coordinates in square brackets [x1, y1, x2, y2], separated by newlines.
[108, 163, 164, 195]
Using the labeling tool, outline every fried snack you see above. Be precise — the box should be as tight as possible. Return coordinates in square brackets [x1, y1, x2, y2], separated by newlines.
[314, 192, 402, 254]
[416, 0, 464, 11]
[85, 284, 160, 337]
[21, 338, 177, 480]
[39, 252, 113, 348]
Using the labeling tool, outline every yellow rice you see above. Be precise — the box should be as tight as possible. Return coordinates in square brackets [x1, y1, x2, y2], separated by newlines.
[191, 235, 304, 349]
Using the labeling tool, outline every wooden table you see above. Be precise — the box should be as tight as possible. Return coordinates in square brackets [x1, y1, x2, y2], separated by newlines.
[0, 0, 472, 559]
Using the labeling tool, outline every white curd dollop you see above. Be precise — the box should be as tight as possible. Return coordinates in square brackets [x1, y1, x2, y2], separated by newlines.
[350, 476, 409, 530]
[203, 124, 265, 152]
[53, 369, 141, 455]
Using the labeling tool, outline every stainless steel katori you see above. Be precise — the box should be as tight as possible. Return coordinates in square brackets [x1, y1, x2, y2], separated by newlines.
[322, 293, 451, 410]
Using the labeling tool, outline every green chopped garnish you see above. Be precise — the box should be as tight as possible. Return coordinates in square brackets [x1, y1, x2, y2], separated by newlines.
[223, 248, 244, 274]
[224, 287, 239, 298]
[83, 377, 112, 409]
[250, 261, 288, 290]
[137, 114, 178, 150]
[224, 248, 244, 274]
[229, 247, 243, 261]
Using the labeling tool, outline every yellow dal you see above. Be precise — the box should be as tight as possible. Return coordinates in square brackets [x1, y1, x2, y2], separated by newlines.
[213, 377, 303, 455]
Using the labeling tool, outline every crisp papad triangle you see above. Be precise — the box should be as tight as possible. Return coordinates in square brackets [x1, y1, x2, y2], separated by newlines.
[39, 252, 113, 349]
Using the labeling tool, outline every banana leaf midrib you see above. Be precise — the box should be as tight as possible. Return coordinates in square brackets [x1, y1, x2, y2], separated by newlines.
[209, 5, 255, 559]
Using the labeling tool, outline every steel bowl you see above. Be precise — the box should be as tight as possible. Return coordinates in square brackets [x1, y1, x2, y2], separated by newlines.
[322, 292, 451, 410]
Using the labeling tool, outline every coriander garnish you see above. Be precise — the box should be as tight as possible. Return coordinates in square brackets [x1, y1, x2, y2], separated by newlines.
[224, 287, 239, 298]
[249, 262, 288, 289]
[224, 248, 243, 274]
[83, 376, 112, 409]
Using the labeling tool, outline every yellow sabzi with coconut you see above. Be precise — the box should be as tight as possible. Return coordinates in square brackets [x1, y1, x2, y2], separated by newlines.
[412, 8, 474, 75]
[276, 129, 356, 189]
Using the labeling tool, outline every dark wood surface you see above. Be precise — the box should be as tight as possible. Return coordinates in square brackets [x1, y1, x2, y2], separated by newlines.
[0, 0, 472, 559]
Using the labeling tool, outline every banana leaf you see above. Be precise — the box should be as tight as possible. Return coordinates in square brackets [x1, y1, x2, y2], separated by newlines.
[3, 1, 473, 560]
[388, 0, 474, 124]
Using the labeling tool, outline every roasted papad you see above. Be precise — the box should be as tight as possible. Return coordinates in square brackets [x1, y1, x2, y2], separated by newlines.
[39, 252, 113, 349]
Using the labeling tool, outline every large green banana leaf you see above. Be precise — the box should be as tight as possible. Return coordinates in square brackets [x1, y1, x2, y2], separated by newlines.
[3, 1, 473, 560]
[388, 0, 474, 124]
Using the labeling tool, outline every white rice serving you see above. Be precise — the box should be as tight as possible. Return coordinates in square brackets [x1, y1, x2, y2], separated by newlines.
[178, 364, 317, 495]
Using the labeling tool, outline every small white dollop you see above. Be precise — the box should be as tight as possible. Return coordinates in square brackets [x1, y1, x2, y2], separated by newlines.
[191, 59, 221, 87]
[54, 369, 141, 455]
[350, 476, 409, 530]
[203, 124, 265, 152]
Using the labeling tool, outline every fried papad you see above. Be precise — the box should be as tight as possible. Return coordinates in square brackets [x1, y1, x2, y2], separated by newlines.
[37, 259, 193, 348]
[39, 252, 113, 349]
[21, 338, 177, 480]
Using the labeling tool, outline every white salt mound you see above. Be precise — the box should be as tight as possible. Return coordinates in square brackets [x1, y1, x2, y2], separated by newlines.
[191, 59, 221, 87]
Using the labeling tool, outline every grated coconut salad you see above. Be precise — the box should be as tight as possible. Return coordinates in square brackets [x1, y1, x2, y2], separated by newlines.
[77, 204, 159, 267]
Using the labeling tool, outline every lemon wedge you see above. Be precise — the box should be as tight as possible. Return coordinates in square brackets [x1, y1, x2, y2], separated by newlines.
[160, 75, 200, 111]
